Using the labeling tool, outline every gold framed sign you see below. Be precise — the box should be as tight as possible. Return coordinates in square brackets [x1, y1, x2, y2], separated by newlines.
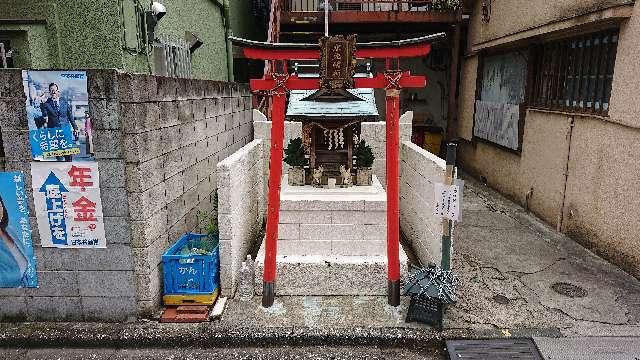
[319, 35, 357, 90]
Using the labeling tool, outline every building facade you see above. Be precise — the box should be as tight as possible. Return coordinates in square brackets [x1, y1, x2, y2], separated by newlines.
[455, 0, 640, 277]
[0, 0, 261, 81]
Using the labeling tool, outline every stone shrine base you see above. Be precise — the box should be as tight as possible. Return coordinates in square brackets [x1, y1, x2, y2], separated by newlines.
[254, 175, 409, 296]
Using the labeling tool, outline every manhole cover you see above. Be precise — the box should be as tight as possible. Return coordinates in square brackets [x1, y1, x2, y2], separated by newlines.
[446, 339, 542, 359]
[551, 282, 587, 298]
[492, 294, 510, 305]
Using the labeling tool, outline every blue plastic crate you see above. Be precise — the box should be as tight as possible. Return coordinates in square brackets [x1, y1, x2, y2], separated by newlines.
[162, 233, 220, 295]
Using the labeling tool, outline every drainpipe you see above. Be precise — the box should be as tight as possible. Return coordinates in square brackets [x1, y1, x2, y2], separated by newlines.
[210, 0, 234, 81]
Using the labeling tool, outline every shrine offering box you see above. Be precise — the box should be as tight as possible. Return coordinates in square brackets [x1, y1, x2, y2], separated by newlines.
[162, 233, 220, 296]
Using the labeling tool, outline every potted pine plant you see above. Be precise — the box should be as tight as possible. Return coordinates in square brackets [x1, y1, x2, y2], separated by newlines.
[284, 137, 307, 186]
[355, 140, 375, 186]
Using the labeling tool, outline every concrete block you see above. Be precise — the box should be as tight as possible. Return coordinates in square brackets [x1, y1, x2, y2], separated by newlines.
[192, 99, 206, 120]
[134, 270, 162, 302]
[101, 187, 129, 217]
[90, 99, 120, 130]
[280, 199, 365, 211]
[88, 69, 118, 100]
[1, 130, 31, 161]
[278, 223, 299, 240]
[33, 247, 78, 271]
[156, 76, 179, 100]
[0, 98, 27, 130]
[278, 240, 331, 256]
[125, 157, 164, 192]
[163, 149, 184, 179]
[331, 240, 386, 256]
[300, 224, 360, 241]
[136, 299, 160, 318]
[0, 296, 27, 321]
[331, 210, 386, 225]
[78, 270, 135, 297]
[359, 224, 387, 241]
[81, 296, 137, 322]
[164, 172, 184, 204]
[279, 210, 332, 224]
[24, 271, 78, 297]
[177, 100, 194, 123]
[103, 216, 131, 244]
[168, 218, 189, 244]
[130, 208, 168, 248]
[117, 73, 157, 103]
[127, 182, 166, 221]
[97, 159, 126, 189]
[94, 129, 124, 159]
[76, 244, 134, 271]
[27, 296, 82, 321]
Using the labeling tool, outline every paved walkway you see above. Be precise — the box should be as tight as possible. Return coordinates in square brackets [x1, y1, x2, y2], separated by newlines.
[449, 176, 640, 338]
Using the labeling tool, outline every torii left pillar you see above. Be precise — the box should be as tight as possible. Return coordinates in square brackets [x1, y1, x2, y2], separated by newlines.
[262, 87, 286, 307]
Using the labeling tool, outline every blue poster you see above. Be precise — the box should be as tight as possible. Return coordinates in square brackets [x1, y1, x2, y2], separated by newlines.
[22, 70, 94, 161]
[0, 172, 38, 288]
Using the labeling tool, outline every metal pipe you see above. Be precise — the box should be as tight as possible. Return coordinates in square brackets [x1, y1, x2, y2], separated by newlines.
[210, 0, 234, 81]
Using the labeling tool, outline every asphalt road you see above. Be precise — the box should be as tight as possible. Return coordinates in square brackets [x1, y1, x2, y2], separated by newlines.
[1, 346, 447, 360]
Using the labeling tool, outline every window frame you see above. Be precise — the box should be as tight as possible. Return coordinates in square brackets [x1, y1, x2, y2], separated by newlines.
[530, 29, 619, 116]
[472, 46, 535, 153]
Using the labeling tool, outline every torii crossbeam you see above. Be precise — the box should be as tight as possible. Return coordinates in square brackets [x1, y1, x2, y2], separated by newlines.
[230, 33, 446, 307]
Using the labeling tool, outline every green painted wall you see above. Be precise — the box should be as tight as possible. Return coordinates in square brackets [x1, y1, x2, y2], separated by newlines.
[229, 0, 265, 41]
[0, 0, 259, 80]
[152, 0, 228, 80]
[0, 0, 124, 69]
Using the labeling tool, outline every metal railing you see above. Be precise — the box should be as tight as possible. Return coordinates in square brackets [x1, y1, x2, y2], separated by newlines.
[283, 0, 458, 12]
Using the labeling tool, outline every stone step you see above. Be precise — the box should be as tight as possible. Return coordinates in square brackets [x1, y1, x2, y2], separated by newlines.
[254, 241, 409, 296]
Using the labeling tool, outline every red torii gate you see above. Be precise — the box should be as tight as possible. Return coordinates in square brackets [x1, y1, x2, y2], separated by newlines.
[230, 33, 445, 307]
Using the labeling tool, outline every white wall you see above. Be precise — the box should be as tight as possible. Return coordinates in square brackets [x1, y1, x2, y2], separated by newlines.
[217, 139, 265, 295]
[400, 141, 446, 266]
[360, 112, 413, 187]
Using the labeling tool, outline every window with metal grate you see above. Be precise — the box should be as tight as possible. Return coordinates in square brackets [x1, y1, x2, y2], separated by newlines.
[531, 30, 619, 115]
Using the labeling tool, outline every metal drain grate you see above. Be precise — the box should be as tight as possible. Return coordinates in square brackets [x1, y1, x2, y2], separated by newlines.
[446, 339, 542, 359]
[551, 282, 588, 298]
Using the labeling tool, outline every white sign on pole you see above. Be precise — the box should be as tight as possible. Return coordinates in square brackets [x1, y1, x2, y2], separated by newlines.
[31, 162, 106, 248]
[434, 182, 463, 221]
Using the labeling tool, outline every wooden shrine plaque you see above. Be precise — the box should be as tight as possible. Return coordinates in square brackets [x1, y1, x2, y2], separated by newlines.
[319, 35, 357, 90]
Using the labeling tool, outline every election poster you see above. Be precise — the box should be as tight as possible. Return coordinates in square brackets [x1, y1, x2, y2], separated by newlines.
[0, 172, 38, 288]
[31, 162, 106, 248]
[22, 70, 95, 161]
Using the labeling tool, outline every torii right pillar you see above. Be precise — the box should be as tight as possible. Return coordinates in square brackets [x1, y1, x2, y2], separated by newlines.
[385, 85, 402, 306]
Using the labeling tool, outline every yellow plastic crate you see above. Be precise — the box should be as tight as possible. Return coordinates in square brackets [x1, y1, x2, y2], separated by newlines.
[163, 287, 220, 306]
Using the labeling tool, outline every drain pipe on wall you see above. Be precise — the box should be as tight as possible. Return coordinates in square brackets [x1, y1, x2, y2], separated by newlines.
[210, 0, 234, 81]
[558, 115, 576, 232]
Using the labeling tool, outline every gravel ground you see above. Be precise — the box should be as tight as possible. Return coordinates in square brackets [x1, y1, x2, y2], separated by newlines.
[0, 346, 447, 360]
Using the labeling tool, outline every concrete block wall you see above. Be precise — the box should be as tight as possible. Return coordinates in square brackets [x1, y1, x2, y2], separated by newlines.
[278, 196, 387, 257]
[253, 116, 303, 214]
[400, 141, 446, 266]
[114, 73, 253, 315]
[0, 69, 136, 321]
[361, 112, 412, 187]
[0, 69, 253, 320]
[216, 139, 264, 295]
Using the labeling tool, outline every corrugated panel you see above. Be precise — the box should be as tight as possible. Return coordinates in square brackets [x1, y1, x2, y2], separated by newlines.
[286, 88, 379, 117]
[446, 339, 542, 360]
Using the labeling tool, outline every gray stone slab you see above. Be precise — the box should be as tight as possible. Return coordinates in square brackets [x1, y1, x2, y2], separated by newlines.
[533, 337, 640, 360]
[24, 271, 79, 297]
[77, 271, 135, 297]
[26, 296, 83, 321]
[82, 296, 137, 322]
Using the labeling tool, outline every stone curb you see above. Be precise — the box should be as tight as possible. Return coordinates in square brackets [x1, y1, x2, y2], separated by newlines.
[0, 322, 475, 349]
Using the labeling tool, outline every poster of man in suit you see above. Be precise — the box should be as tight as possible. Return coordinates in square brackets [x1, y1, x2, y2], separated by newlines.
[22, 70, 94, 162]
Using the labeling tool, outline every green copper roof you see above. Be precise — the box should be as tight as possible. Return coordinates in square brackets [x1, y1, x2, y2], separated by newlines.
[286, 88, 379, 118]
